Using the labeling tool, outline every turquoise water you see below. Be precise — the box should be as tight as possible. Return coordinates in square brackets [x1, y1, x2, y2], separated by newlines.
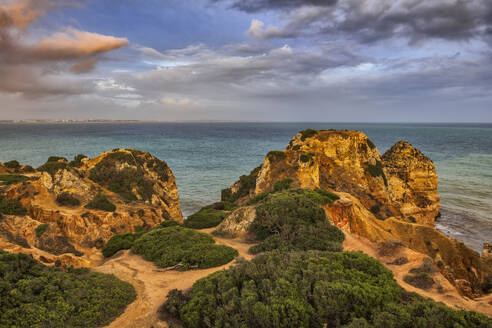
[1, 122, 491, 252]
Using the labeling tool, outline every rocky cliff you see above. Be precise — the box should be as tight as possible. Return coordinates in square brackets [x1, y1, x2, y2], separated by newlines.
[0, 149, 182, 267]
[218, 129, 491, 297]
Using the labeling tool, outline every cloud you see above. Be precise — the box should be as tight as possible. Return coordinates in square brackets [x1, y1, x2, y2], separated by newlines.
[0, 0, 128, 98]
[228, 0, 492, 44]
[212, 0, 337, 13]
[161, 97, 194, 106]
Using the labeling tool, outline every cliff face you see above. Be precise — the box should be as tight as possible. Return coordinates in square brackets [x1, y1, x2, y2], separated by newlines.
[225, 129, 439, 226]
[0, 149, 182, 267]
[219, 129, 491, 297]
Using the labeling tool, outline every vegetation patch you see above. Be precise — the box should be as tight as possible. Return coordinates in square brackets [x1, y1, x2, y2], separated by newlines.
[367, 138, 376, 149]
[0, 174, 28, 185]
[377, 240, 404, 257]
[300, 128, 318, 141]
[38, 157, 68, 176]
[102, 231, 146, 258]
[404, 272, 435, 290]
[69, 154, 88, 168]
[266, 150, 286, 162]
[56, 192, 81, 207]
[248, 189, 344, 254]
[35, 223, 49, 238]
[162, 250, 491, 328]
[0, 195, 27, 215]
[221, 166, 261, 203]
[366, 160, 388, 186]
[132, 226, 238, 270]
[183, 203, 235, 229]
[273, 178, 293, 192]
[88, 151, 159, 202]
[291, 144, 301, 151]
[158, 220, 181, 228]
[3, 160, 20, 169]
[246, 192, 269, 205]
[300, 152, 315, 163]
[85, 194, 116, 212]
[0, 250, 136, 328]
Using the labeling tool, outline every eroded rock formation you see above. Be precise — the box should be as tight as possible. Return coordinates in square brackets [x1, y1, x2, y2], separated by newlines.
[218, 129, 491, 298]
[0, 149, 182, 267]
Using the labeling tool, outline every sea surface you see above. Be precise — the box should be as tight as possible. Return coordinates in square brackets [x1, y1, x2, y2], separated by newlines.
[1, 122, 491, 253]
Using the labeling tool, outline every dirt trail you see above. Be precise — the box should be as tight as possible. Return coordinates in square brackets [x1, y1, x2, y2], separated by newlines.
[343, 233, 492, 317]
[96, 229, 255, 328]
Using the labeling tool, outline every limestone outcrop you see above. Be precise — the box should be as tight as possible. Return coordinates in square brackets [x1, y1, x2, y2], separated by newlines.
[219, 129, 491, 297]
[0, 149, 182, 267]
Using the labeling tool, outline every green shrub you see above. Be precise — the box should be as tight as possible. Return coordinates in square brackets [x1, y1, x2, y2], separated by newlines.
[300, 152, 315, 163]
[159, 220, 181, 228]
[35, 223, 49, 238]
[0, 174, 28, 185]
[56, 192, 81, 207]
[69, 154, 88, 167]
[163, 251, 492, 328]
[0, 250, 136, 328]
[249, 189, 344, 253]
[4, 160, 20, 169]
[85, 194, 116, 212]
[89, 151, 155, 202]
[266, 150, 286, 162]
[102, 232, 145, 258]
[300, 129, 317, 141]
[132, 226, 238, 270]
[291, 144, 301, 151]
[163, 251, 401, 328]
[403, 272, 435, 290]
[273, 178, 293, 192]
[184, 207, 228, 229]
[38, 157, 68, 176]
[366, 160, 388, 186]
[0, 195, 27, 215]
[222, 166, 261, 203]
[247, 192, 269, 205]
[314, 188, 340, 202]
[366, 138, 376, 150]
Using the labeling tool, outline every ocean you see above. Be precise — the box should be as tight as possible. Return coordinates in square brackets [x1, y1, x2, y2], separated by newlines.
[1, 122, 491, 253]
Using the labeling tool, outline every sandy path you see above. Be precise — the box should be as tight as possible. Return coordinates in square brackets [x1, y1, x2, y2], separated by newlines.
[343, 233, 492, 317]
[95, 229, 255, 328]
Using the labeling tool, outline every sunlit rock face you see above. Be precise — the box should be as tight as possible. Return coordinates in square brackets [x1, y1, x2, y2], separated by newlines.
[0, 149, 182, 267]
[219, 130, 491, 298]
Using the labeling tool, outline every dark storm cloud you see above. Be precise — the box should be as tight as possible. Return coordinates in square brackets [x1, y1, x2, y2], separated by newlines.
[232, 0, 492, 44]
[211, 0, 337, 13]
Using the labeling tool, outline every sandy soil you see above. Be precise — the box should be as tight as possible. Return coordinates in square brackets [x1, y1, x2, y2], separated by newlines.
[343, 233, 492, 317]
[95, 228, 255, 328]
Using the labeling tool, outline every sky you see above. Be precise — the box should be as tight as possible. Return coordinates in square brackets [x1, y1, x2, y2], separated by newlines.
[0, 0, 492, 122]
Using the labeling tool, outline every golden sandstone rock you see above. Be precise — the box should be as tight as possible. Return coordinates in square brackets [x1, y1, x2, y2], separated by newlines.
[0, 149, 182, 267]
[219, 129, 491, 297]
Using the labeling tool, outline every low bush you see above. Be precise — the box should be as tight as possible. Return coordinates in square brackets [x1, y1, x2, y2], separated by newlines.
[0, 174, 28, 185]
[56, 192, 81, 207]
[69, 154, 88, 167]
[159, 220, 181, 228]
[300, 128, 317, 141]
[403, 272, 435, 290]
[266, 150, 286, 162]
[0, 250, 136, 328]
[366, 138, 376, 150]
[85, 194, 116, 212]
[102, 232, 145, 258]
[0, 195, 27, 215]
[273, 178, 293, 192]
[132, 226, 238, 270]
[184, 207, 228, 229]
[249, 189, 344, 253]
[377, 240, 404, 257]
[162, 250, 492, 328]
[35, 223, 49, 238]
[89, 151, 155, 202]
[38, 157, 68, 176]
[300, 152, 315, 163]
[221, 166, 261, 203]
[365, 160, 388, 186]
[3, 160, 20, 169]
